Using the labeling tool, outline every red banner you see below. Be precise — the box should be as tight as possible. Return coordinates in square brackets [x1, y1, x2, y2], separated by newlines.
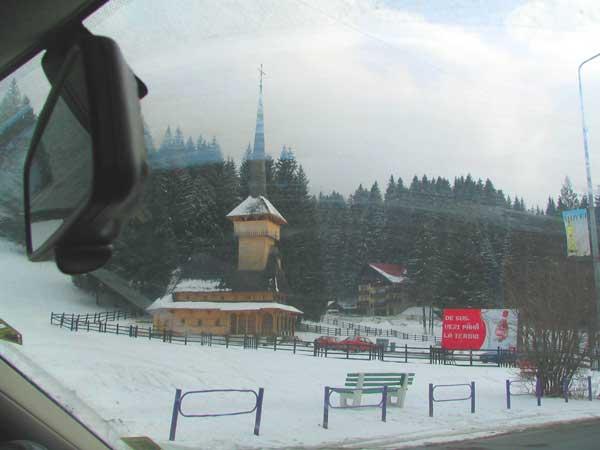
[441, 309, 486, 350]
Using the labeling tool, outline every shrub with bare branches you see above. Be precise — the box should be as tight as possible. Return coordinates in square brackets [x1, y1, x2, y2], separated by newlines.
[505, 256, 595, 396]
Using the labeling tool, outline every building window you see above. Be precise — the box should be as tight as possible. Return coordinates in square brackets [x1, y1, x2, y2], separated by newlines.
[197, 319, 202, 326]
[180, 318, 185, 325]
[215, 319, 221, 326]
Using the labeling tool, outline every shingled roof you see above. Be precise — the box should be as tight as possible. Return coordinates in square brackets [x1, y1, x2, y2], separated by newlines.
[226, 195, 287, 224]
[167, 249, 289, 295]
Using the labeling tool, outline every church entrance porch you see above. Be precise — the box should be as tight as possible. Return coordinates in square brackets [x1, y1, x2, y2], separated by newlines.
[225, 310, 295, 336]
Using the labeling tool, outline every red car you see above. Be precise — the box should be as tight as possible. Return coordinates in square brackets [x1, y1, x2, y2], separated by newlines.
[335, 336, 376, 352]
[314, 336, 339, 348]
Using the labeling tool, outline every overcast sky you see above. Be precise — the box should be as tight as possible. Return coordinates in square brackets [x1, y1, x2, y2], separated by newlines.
[6, 0, 600, 208]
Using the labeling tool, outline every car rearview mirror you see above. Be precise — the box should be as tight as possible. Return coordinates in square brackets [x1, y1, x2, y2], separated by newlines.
[24, 36, 147, 274]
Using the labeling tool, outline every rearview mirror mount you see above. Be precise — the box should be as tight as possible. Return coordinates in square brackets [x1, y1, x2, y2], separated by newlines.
[24, 36, 147, 274]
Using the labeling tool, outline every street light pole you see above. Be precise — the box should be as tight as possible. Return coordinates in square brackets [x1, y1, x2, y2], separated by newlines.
[578, 52, 600, 332]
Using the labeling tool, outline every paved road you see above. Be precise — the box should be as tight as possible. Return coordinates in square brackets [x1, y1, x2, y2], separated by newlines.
[403, 419, 600, 449]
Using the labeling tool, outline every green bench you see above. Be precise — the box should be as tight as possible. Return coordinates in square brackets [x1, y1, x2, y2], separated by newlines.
[340, 372, 415, 408]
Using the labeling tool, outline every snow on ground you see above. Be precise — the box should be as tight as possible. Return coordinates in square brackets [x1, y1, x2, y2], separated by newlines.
[322, 308, 443, 338]
[2, 239, 600, 449]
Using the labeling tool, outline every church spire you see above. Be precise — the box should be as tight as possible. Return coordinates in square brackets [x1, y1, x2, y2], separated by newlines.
[249, 64, 267, 197]
[252, 64, 266, 160]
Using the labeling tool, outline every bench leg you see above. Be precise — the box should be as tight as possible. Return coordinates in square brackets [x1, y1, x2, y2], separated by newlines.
[352, 390, 362, 406]
[340, 393, 348, 407]
[387, 391, 400, 406]
[398, 388, 408, 408]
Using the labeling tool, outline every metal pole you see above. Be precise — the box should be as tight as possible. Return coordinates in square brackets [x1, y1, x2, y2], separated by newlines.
[578, 53, 600, 332]
[254, 388, 264, 436]
[323, 387, 330, 429]
[382, 386, 388, 422]
[428, 383, 434, 417]
[506, 379, 511, 409]
[169, 389, 182, 441]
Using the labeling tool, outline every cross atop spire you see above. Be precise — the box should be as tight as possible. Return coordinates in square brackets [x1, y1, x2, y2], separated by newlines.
[258, 64, 266, 92]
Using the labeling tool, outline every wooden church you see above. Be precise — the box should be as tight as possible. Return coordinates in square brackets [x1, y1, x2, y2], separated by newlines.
[147, 68, 302, 336]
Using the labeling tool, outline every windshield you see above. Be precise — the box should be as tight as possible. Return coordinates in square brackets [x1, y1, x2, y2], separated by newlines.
[3, 1, 600, 449]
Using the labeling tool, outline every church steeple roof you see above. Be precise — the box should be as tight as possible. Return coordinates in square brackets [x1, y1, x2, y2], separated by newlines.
[248, 64, 267, 197]
[251, 64, 266, 161]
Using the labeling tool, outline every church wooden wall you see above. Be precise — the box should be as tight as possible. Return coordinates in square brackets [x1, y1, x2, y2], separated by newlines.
[151, 308, 297, 337]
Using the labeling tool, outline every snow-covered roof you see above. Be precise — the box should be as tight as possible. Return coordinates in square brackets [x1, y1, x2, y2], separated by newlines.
[368, 263, 407, 284]
[173, 278, 231, 293]
[147, 296, 302, 314]
[226, 196, 287, 224]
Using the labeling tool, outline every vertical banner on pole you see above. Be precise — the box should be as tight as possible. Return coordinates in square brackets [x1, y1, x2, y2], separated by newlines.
[562, 209, 591, 257]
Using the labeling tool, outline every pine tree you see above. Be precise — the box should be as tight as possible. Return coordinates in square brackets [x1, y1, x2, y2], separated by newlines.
[483, 179, 496, 205]
[0, 79, 22, 123]
[185, 137, 195, 153]
[384, 175, 397, 204]
[365, 182, 385, 261]
[546, 197, 557, 216]
[159, 126, 173, 152]
[557, 176, 579, 212]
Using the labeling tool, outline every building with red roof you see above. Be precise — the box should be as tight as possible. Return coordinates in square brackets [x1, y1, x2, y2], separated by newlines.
[357, 263, 410, 315]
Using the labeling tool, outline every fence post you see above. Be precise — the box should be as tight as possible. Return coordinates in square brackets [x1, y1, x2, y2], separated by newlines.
[428, 383, 434, 417]
[382, 385, 388, 422]
[469, 350, 473, 366]
[470, 381, 475, 413]
[429, 345, 433, 364]
[116, 324, 119, 335]
[293, 339, 297, 354]
[506, 379, 511, 409]
[254, 387, 264, 436]
[588, 376, 593, 401]
[149, 326, 152, 340]
[405, 344, 408, 363]
[184, 332, 188, 346]
[536, 376, 542, 406]
[497, 347, 501, 367]
[169, 388, 182, 441]
[226, 335, 229, 348]
[346, 344, 349, 359]
[323, 387, 330, 429]
[563, 377, 569, 403]
[274, 336, 277, 351]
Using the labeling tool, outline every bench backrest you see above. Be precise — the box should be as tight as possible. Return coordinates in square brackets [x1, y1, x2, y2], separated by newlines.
[345, 372, 415, 389]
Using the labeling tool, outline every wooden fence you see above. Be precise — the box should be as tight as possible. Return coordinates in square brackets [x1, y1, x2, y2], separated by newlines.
[298, 321, 442, 344]
[50, 312, 522, 367]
